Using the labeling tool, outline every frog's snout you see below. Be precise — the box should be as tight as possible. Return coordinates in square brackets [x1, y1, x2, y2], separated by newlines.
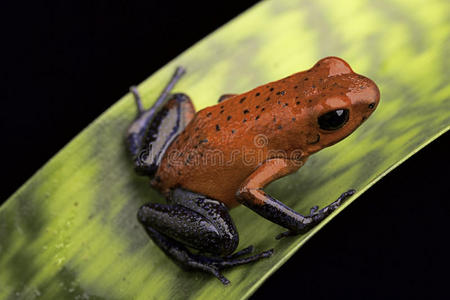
[351, 76, 380, 119]
[365, 79, 380, 111]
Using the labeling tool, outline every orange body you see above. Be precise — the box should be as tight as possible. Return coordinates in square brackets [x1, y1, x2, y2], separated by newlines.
[153, 57, 380, 208]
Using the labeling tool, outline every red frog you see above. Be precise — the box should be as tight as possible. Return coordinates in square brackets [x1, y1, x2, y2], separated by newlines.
[126, 57, 380, 284]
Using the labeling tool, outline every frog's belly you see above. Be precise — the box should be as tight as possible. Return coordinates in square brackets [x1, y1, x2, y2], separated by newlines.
[155, 160, 254, 209]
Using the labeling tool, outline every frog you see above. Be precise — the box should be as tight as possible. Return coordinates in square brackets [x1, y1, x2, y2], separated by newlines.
[126, 57, 380, 285]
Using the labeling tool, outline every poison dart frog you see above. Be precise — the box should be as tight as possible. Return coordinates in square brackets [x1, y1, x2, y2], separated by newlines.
[126, 57, 380, 284]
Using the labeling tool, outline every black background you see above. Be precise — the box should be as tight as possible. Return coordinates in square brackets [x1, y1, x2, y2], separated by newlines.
[1, 1, 449, 299]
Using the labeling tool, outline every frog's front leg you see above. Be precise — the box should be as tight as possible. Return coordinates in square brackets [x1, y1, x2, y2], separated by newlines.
[236, 158, 355, 239]
[137, 188, 273, 285]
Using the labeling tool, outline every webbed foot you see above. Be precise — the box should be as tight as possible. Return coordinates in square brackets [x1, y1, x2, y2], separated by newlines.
[188, 247, 274, 285]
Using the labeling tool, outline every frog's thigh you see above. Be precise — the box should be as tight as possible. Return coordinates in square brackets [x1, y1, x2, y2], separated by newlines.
[138, 188, 238, 255]
[130, 93, 195, 176]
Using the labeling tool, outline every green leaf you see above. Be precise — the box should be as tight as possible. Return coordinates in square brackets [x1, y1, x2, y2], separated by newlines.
[1, 0, 449, 299]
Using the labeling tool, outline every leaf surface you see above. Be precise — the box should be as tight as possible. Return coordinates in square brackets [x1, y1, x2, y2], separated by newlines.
[1, 0, 449, 299]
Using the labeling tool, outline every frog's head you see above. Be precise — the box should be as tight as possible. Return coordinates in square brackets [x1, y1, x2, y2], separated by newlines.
[303, 57, 380, 154]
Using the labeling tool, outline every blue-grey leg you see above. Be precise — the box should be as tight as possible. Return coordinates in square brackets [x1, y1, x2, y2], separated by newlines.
[253, 189, 356, 240]
[137, 188, 273, 285]
[127, 67, 185, 162]
[130, 93, 195, 177]
[126, 67, 196, 177]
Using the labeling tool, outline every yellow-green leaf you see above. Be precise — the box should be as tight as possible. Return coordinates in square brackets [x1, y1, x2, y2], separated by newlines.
[1, 0, 449, 299]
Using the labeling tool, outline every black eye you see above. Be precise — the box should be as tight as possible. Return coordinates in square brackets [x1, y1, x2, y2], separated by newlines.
[318, 109, 349, 131]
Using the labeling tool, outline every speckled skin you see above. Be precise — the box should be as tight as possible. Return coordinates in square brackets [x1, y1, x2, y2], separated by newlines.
[154, 57, 380, 208]
[127, 57, 380, 284]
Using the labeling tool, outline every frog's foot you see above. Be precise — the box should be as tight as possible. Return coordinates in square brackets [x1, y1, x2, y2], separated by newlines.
[143, 226, 273, 285]
[275, 189, 356, 240]
[189, 247, 273, 285]
[130, 66, 186, 117]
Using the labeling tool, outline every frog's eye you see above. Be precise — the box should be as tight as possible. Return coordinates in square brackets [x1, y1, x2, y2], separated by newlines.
[318, 109, 349, 131]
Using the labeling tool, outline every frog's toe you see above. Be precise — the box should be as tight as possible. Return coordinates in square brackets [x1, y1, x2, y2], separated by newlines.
[275, 230, 300, 240]
[213, 248, 274, 269]
[338, 189, 356, 203]
[188, 248, 273, 285]
[326, 189, 356, 211]
[310, 205, 319, 215]
[191, 261, 230, 285]
[224, 245, 254, 259]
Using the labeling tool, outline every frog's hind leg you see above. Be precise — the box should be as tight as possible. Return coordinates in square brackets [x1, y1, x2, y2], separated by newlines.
[127, 67, 187, 158]
[127, 67, 195, 176]
[137, 188, 273, 285]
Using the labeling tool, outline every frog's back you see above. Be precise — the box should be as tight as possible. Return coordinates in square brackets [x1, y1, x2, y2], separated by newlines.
[154, 72, 311, 207]
[155, 57, 380, 208]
